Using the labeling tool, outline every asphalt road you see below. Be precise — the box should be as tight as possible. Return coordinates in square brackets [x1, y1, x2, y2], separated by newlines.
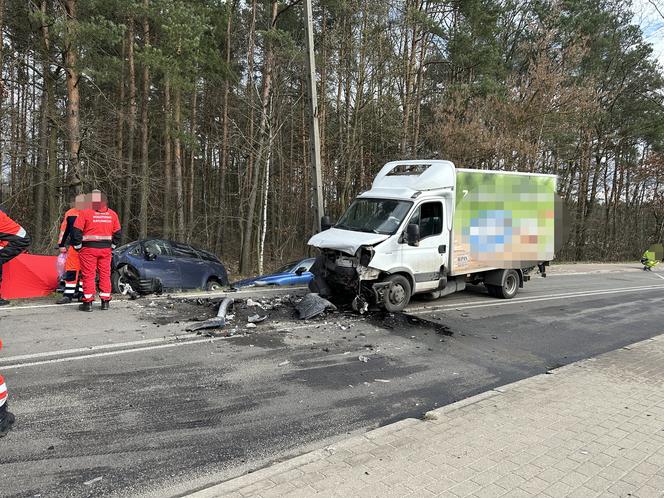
[1, 264, 663, 497]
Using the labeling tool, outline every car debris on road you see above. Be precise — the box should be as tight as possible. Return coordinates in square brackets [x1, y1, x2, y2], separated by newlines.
[295, 293, 337, 320]
[185, 297, 234, 332]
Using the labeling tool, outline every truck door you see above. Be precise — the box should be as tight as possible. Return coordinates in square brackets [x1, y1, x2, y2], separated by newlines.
[400, 201, 448, 292]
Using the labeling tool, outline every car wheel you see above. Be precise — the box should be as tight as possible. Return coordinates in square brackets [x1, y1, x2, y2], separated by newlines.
[206, 279, 224, 292]
[383, 274, 412, 312]
[112, 270, 129, 294]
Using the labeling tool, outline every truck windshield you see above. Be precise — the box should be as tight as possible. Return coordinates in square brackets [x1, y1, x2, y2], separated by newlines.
[335, 198, 413, 235]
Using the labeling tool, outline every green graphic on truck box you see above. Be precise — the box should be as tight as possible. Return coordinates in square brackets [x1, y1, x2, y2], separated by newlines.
[452, 170, 556, 274]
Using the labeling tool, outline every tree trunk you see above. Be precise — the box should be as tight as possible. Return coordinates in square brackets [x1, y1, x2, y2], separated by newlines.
[188, 85, 197, 238]
[173, 86, 185, 236]
[239, 0, 277, 275]
[122, 17, 137, 241]
[163, 77, 172, 237]
[215, 0, 234, 255]
[139, 0, 150, 239]
[63, 0, 82, 194]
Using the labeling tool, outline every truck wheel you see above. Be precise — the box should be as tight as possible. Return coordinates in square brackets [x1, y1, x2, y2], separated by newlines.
[383, 275, 411, 312]
[495, 269, 519, 299]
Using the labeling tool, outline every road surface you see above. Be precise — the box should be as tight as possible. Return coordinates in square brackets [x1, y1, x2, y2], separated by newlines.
[1, 264, 663, 497]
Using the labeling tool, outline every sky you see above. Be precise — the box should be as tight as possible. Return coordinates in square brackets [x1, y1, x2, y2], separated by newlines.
[631, 0, 664, 68]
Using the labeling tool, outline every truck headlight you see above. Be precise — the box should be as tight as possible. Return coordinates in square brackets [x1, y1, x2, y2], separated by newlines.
[358, 247, 375, 267]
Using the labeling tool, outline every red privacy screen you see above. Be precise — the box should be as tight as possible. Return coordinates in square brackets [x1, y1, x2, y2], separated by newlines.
[0, 254, 58, 299]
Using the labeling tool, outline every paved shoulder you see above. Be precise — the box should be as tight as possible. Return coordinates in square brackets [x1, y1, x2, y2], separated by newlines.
[189, 334, 664, 498]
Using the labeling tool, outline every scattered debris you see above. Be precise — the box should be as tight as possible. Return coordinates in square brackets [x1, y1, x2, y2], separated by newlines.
[295, 293, 337, 320]
[358, 355, 369, 362]
[278, 360, 290, 367]
[84, 477, 103, 486]
[248, 314, 267, 324]
[374, 379, 390, 383]
[422, 411, 438, 421]
[185, 298, 234, 332]
[246, 323, 257, 329]
[246, 298, 262, 308]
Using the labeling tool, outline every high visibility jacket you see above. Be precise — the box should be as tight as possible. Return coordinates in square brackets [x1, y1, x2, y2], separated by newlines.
[59, 208, 80, 248]
[0, 210, 27, 249]
[71, 208, 122, 250]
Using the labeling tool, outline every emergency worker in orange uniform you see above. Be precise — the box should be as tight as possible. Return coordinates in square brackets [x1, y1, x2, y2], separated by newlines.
[56, 194, 85, 304]
[71, 191, 122, 312]
[0, 339, 14, 436]
[0, 209, 31, 306]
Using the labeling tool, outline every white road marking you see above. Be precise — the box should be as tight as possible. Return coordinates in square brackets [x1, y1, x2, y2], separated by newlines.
[410, 284, 664, 314]
[0, 323, 315, 369]
[0, 287, 307, 312]
[1, 336, 229, 370]
[4, 283, 664, 369]
[652, 273, 664, 280]
[407, 283, 664, 312]
[0, 336, 185, 363]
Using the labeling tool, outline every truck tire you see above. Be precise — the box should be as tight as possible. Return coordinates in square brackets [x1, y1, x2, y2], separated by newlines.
[494, 269, 519, 299]
[383, 274, 412, 312]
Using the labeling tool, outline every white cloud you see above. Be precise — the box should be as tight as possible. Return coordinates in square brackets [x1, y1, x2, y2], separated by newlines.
[631, 0, 664, 68]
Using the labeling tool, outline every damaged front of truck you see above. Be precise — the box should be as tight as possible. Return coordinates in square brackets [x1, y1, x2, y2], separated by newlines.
[307, 196, 414, 312]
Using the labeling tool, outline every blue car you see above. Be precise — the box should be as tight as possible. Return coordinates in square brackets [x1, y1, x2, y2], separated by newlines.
[111, 239, 229, 293]
[232, 258, 315, 289]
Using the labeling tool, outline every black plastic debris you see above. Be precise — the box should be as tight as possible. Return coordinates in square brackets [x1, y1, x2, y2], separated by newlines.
[295, 293, 337, 320]
[186, 297, 234, 332]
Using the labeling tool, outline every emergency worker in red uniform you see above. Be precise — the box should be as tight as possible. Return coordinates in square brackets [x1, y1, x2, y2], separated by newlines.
[56, 194, 85, 304]
[0, 209, 31, 306]
[71, 191, 122, 311]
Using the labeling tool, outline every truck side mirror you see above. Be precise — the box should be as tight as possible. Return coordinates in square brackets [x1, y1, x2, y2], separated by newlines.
[321, 216, 333, 231]
[407, 223, 420, 246]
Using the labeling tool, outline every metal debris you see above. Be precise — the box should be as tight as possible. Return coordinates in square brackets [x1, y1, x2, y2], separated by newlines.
[278, 360, 290, 366]
[247, 314, 268, 324]
[185, 298, 234, 332]
[84, 477, 103, 486]
[358, 355, 369, 362]
[295, 293, 337, 320]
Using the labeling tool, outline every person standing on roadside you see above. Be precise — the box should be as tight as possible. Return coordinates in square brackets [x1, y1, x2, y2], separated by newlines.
[56, 194, 85, 304]
[0, 209, 31, 306]
[71, 191, 122, 312]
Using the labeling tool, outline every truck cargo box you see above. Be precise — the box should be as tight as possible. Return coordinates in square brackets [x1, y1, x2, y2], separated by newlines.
[451, 169, 557, 275]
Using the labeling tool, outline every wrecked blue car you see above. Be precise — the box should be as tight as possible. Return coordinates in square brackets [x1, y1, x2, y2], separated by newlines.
[232, 258, 315, 289]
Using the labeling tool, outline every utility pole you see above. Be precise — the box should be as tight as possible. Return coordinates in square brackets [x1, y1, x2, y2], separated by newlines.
[304, 0, 324, 233]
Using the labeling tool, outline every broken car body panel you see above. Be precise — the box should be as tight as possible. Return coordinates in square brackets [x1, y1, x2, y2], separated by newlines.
[308, 228, 389, 256]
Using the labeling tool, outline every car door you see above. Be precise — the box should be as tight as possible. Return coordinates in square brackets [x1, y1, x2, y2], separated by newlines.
[291, 259, 315, 285]
[399, 201, 448, 292]
[171, 242, 208, 289]
[141, 239, 182, 288]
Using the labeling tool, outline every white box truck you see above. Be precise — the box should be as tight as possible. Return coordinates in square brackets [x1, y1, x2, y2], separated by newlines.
[307, 160, 557, 312]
